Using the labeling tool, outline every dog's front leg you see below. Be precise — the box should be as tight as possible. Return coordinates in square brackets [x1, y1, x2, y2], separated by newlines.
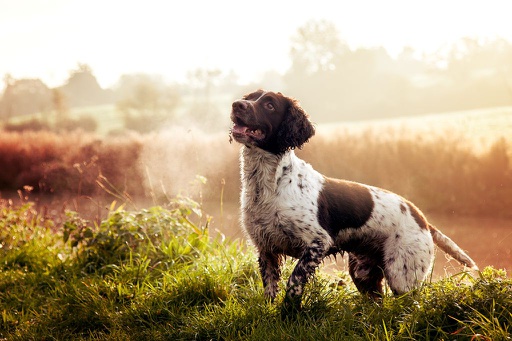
[258, 251, 282, 301]
[282, 239, 327, 317]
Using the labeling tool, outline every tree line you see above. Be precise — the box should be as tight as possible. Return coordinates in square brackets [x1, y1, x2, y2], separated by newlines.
[285, 20, 512, 121]
[1, 20, 512, 133]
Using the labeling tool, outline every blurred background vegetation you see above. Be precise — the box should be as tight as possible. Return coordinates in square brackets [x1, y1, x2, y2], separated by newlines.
[1, 20, 511, 134]
[0, 20, 511, 224]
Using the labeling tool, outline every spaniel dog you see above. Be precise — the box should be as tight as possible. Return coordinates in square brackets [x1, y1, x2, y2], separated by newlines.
[230, 89, 478, 316]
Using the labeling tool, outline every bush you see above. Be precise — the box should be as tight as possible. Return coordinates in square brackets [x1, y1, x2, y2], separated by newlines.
[55, 114, 98, 133]
[0, 131, 144, 197]
[3, 118, 51, 132]
[63, 197, 209, 274]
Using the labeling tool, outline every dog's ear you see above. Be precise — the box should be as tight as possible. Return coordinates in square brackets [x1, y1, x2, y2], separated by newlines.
[274, 98, 315, 153]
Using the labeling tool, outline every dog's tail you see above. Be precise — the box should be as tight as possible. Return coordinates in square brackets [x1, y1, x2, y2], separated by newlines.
[429, 224, 479, 270]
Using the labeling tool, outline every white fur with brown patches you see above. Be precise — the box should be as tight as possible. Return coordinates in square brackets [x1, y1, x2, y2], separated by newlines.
[239, 146, 478, 307]
[333, 186, 437, 294]
[240, 147, 330, 301]
[240, 147, 329, 253]
[232, 89, 478, 316]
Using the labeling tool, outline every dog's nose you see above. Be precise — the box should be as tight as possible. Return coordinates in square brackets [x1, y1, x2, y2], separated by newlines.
[232, 100, 248, 112]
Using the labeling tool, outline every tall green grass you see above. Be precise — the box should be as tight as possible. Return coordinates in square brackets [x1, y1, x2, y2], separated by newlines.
[0, 198, 510, 340]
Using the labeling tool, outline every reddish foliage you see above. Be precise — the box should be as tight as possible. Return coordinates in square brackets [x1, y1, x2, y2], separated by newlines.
[0, 131, 143, 198]
[0, 128, 511, 217]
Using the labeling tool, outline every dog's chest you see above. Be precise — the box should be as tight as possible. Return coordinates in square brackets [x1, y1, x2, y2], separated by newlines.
[240, 149, 326, 255]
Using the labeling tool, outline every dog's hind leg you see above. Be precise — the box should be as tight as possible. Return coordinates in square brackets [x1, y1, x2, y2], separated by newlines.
[348, 253, 385, 299]
[383, 232, 434, 295]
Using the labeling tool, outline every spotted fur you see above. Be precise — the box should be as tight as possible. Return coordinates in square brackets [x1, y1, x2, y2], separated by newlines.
[230, 90, 478, 315]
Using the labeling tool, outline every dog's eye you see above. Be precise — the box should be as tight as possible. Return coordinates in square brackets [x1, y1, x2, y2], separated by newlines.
[265, 102, 275, 111]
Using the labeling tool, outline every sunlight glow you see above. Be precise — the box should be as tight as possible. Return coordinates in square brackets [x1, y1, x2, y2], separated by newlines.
[1, 0, 511, 87]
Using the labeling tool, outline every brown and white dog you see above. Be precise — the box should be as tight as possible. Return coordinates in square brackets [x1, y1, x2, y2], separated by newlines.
[230, 89, 478, 315]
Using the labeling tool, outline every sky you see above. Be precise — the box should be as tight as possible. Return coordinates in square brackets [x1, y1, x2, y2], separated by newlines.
[1, 0, 512, 89]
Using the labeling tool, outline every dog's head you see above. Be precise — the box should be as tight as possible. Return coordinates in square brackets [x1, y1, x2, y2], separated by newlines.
[230, 90, 315, 154]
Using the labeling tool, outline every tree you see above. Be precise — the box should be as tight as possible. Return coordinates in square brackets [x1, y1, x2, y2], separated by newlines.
[0, 77, 52, 118]
[51, 88, 98, 133]
[116, 74, 180, 133]
[185, 68, 224, 129]
[434, 37, 512, 110]
[285, 20, 414, 121]
[59, 63, 113, 107]
[285, 20, 353, 121]
[52, 88, 69, 122]
[289, 20, 349, 75]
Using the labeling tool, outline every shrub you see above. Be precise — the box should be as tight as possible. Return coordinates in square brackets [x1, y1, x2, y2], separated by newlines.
[0, 131, 144, 197]
[55, 114, 98, 132]
[3, 118, 51, 132]
[63, 197, 209, 274]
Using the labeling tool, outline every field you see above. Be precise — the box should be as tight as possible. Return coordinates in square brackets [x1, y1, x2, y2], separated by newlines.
[317, 105, 512, 151]
[5, 93, 236, 136]
[1, 199, 511, 340]
[1, 105, 512, 339]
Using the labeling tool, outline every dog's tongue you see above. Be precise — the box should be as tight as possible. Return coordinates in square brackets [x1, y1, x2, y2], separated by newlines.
[231, 124, 264, 139]
[231, 125, 249, 134]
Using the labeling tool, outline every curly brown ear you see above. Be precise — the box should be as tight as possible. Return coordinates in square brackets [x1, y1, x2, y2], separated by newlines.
[274, 98, 315, 153]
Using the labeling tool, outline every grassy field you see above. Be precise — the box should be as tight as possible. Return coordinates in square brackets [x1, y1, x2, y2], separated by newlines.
[4, 104, 121, 135]
[4, 93, 236, 136]
[1, 198, 511, 340]
[317, 105, 512, 152]
[1, 105, 512, 338]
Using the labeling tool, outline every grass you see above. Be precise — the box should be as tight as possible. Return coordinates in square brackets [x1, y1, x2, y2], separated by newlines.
[1, 198, 511, 340]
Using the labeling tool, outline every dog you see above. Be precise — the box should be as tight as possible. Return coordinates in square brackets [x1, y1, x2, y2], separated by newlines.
[229, 89, 478, 315]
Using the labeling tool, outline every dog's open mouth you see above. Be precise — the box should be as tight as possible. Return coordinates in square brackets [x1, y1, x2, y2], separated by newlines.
[231, 124, 265, 140]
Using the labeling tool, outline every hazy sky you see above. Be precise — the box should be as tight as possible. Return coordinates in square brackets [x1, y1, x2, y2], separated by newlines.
[1, 0, 511, 88]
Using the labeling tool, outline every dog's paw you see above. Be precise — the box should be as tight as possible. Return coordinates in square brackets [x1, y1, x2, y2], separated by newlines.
[280, 296, 301, 320]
